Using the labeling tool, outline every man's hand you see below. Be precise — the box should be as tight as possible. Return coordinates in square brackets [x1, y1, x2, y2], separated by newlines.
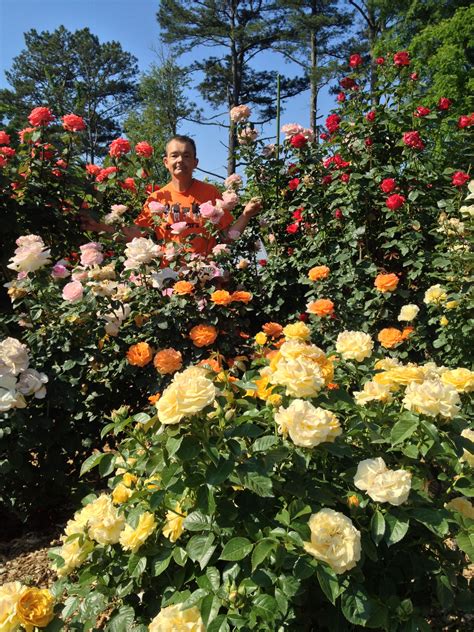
[243, 196, 263, 218]
[79, 210, 113, 234]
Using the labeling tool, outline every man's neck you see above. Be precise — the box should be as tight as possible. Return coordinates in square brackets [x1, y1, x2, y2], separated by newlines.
[170, 176, 194, 193]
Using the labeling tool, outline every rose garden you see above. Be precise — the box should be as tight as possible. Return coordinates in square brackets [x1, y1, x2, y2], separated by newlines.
[0, 51, 473, 631]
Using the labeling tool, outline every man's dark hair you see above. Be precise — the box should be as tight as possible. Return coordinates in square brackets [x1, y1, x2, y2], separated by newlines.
[165, 135, 197, 158]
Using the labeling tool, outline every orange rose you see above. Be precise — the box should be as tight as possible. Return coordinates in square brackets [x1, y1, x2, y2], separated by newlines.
[307, 298, 334, 316]
[198, 357, 222, 372]
[231, 291, 252, 303]
[173, 280, 194, 295]
[211, 290, 233, 305]
[377, 327, 403, 348]
[374, 273, 399, 293]
[154, 348, 183, 374]
[126, 342, 154, 366]
[308, 265, 330, 281]
[401, 326, 414, 340]
[148, 393, 161, 404]
[262, 322, 283, 338]
[189, 324, 218, 347]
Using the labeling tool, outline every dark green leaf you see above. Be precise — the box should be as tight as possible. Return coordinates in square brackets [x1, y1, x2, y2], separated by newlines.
[251, 538, 276, 571]
[371, 510, 386, 545]
[220, 537, 253, 561]
[316, 564, 341, 605]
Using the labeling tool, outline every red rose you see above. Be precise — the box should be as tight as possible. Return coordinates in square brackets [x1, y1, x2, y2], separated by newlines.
[28, 106, 54, 126]
[365, 110, 376, 122]
[109, 137, 131, 158]
[365, 138, 373, 147]
[458, 114, 474, 129]
[337, 92, 346, 103]
[299, 312, 309, 322]
[326, 113, 341, 134]
[340, 77, 356, 90]
[121, 178, 138, 192]
[340, 173, 350, 183]
[386, 194, 406, 210]
[0, 146, 15, 158]
[135, 141, 154, 157]
[288, 177, 300, 191]
[258, 259, 267, 266]
[320, 132, 329, 140]
[414, 106, 430, 117]
[145, 183, 160, 194]
[333, 154, 350, 169]
[402, 131, 425, 150]
[62, 114, 86, 132]
[438, 97, 452, 111]
[290, 133, 307, 148]
[335, 209, 343, 219]
[451, 171, 470, 187]
[380, 178, 397, 193]
[322, 175, 332, 186]
[376, 57, 385, 65]
[410, 72, 419, 81]
[96, 166, 118, 182]
[292, 208, 303, 221]
[287, 248, 294, 256]
[286, 223, 299, 234]
[393, 51, 410, 67]
[0, 156, 7, 168]
[0, 131, 11, 145]
[56, 159, 67, 169]
[86, 163, 101, 176]
[349, 54, 363, 68]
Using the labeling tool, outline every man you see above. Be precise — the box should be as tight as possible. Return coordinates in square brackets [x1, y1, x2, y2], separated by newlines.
[134, 135, 262, 255]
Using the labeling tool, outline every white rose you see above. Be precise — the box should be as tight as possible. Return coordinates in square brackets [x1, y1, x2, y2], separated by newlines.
[354, 457, 411, 506]
[354, 457, 387, 491]
[124, 237, 161, 269]
[0, 337, 30, 376]
[7, 235, 51, 273]
[16, 369, 48, 398]
[423, 284, 447, 305]
[336, 331, 374, 361]
[397, 304, 420, 322]
[270, 356, 324, 398]
[0, 375, 27, 412]
[275, 400, 342, 447]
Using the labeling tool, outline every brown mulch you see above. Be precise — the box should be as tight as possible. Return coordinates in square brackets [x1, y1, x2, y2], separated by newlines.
[0, 530, 60, 588]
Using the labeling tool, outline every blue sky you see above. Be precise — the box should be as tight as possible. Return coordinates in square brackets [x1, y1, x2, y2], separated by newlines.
[0, 0, 335, 178]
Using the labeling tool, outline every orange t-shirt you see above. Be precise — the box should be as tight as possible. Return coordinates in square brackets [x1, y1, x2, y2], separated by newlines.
[135, 180, 233, 256]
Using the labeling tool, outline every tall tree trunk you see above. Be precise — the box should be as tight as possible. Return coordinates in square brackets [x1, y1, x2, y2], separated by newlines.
[310, 27, 318, 138]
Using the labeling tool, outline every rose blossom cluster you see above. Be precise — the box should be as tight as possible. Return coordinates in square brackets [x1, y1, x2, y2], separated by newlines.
[7, 234, 51, 273]
[230, 104, 251, 123]
[0, 337, 48, 412]
[354, 457, 412, 505]
[0, 582, 55, 630]
[238, 126, 259, 144]
[156, 366, 216, 425]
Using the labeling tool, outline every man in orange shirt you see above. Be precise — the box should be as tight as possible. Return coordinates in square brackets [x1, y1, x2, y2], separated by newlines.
[134, 135, 262, 255]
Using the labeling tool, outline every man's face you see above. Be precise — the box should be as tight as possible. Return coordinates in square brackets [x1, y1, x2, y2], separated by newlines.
[164, 140, 198, 180]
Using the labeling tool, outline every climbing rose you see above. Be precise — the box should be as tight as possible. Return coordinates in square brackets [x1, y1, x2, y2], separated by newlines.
[28, 107, 54, 126]
[230, 104, 251, 123]
[349, 54, 363, 68]
[290, 133, 307, 148]
[62, 114, 86, 131]
[135, 141, 153, 157]
[326, 114, 341, 133]
[393, 51, 410, 66]
[0, 131, 11, 145]
[403, 131, 425, 150]
[109, 138, 131, 157]
[414, 106, 430, 117]
[380, 178, 397, 193]
[438, 97, 452, 111]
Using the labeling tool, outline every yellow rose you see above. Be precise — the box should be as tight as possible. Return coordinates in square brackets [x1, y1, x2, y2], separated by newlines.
[354, 457, 411, 506]
[270, 357, 324, 398]
[445, 300, 459, 309]
[403, 380, 461, 420]
[0, 581, 27, 632]
[77, 494, 125, 545]
[440, 315, 448, 326]
[336, 331, 374, 362]
[424, 284, 447, 305]
[374, 365, 425, 390]
[17, 588, 55, 629]
[54, 536, 94, 577]
[173, 367, 216, 416]
[445, 496, 474, 519]
[460, 428, 474, 466]
[282, 322, 311, 341]
[120, 512, 157, 553]
[149, 604, 205, 632]
[268, 394, 282, 407]
[303, 509, 361, 574]
[275, 400, 342, 447]
[156, 383, 183, 425]
[162, 503, 186, 542]
[255, 332, 267, 345]
[374, 358, 401, 371]
[353, 381, 393, 405]
[397, 304, 420, 322]
[112, 483, 133, 504]
[122, 472, 138, 487]
[441, 368, 474, 393]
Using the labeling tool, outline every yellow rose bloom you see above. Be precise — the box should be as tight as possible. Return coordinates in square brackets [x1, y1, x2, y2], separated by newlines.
[374, 366, 425, 390]
[445, 497, 474, 519]
[283, 321, 311, 341]
[424, 284, 447, 305]
[77, 494, 125, 545]
[112, 483, 133, 504]
[441, 368, 474, 393]
[17, 588, 55, 630]
[54, 537, 94, 577]
[156, 367, 216, 425]
[120, 511, 157, 553]
[440, 315, 448, 326]
[122, 472, 138, 487]
[255, 332, 268, 345]
[303, 509, 361, 574]
[270, 356, 325, 398]
[275, 400, 342, 447]
[460, 428, 474, 466]
[162, 503, 186, 542]
[354, 457, 411, 505]
[403, 380, 461, 420]
[0, 581, 27, 631]
[336, 331, 374, 362]
[374, 358, 401, 371]
[445, 300, 459, 309]
[353, 380, 393, 405]
[397, 304, 420, 322]
[149, 604, 205, 632]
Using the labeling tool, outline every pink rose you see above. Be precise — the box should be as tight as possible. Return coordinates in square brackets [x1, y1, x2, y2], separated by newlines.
[220, 190, 239, 211]
[62, 281, 83, 302]
[349, 54, 363, 68]
[28, 107, 54, 126]
[200, 201, 224, 224]
[224, 173, 243, 189]
[51, 263, 70, 279]
[230, 104, 251, 123]
[148, 201, 167, 215]
[170, 221, 188, 234]
[80, 243, 104, 267]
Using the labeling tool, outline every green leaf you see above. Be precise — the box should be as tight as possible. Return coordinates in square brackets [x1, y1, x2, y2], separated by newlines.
[370, 510, 386, 545]
[237, 471, 274, 497]
[294, 556, 315, 579]
[390, 416, 419, 446]
[206, 458, 234, 486]
[184, 511, 212, 532]
[133, 413, 150, 424]
[80, 452, 108, 476]
[229, 423, 265, 438]
[456, 531, 474, 559]
[251, 538, 276, 571]
[106, 606, 135, 632]
[253, 594, 278, 618]
[316, 564, 341, 605]
[220, 537, 253, 561]
[98, 452, 115, 477]
[385, 512, 409, 547]
[152, 550, 172, 577]
[341, 585, 374, 626]
[252, 435, 278, 452]
[207, 615, 229, 632]
[409, 508, 449, 537]
[186, 533, 216, 570]
[181, 589, 208, 609]
[201, 594, 222, 626]
[436, 574, 454, 610]
[127, 555, 147, 578]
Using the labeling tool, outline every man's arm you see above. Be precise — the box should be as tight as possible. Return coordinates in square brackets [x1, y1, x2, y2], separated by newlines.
[227, 197, 263, 237]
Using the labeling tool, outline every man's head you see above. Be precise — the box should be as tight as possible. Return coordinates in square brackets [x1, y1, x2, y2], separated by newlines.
[164, 136, 198, 185]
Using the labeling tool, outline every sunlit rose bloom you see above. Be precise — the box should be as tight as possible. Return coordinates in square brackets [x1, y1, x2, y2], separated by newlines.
[16, 369, 48, 398]
[403, 380, 461, 419]
[230, 290, 252, 303]
[16, 587, 55, 629]
[220, 189, 239, 211]
[0, 375, 26, 412]
[109, 137, 131, 157]
[354, 457, 411, 505]
[53, 536, 94, 577]
[124, 237, 161, 269]
[51, 262, 70, 279]
[126, 342, 154, 367]
[189, 324, 218, 347]
[162, 503, 187, 542]
[0, 337, 30, 376]
[307, 298, 334, 317]
[200, 201, 224, 224]
[283, 322, 311, 341]
[377, 328, 403, 348]
[135, 141, 154, 157]
[7, 234, 51, 273]
[78, 494, 125, 545]
[303, 509, 361, 574]
[460, 428, 474, 466]
[374, 357, 401, 371]
[336, 331, 373, 361]
[374, 273, 399, 292]
[281, 123, 304, 138]
[170, 221, 187, 234]
[224, 173, 243, 189]
[270, 356, 324, 398]
[120, 512, 157, 553]
[374, 365, 425, 390]
[0, 130, 11, 145]
[80, 242, 104, 267]
[445, 497, 474, 519]
[262, 322, 283, 338]
[148, 200, 167, 215]
[353, 380, 393, 405]
[103, 305, 131, 336]
[112, 482, 133, 504]
[211, 290, 233, 305]
[28, 106, 54, 126]
[62, 113, 86, 131]
[62, 280, 84, 303]
[230, 104, 251, 122]
[275, 399, 341, 447]
[157, 366, 216, 424]
[212, 244, 230, 256]
[149, 604, 205, 632]
[154, 348, 183, 375]
[173, 280, 194, 295]
[398, 304, 419, 322]
[238, 127, 259, 144]
[308, 265, 330, 281]
[0, 581, 28, 631]
[423, 284, 447, 304]
[440, 368, 474, 393]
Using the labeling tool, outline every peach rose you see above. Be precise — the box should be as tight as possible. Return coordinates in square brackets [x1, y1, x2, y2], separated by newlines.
[126, 342, 154, 366]
[374, 273, 399, 292]
[377, 328, 403, 348]
[308, 265, 330, 281]
[154, 348, 183, 374]
[307, 298, 334, 316]
[189, 324, 218, 347]
[211, 290, 233, 305]
[173, 280, 194, 295]
[231, 290, 252, 303]
[262, 322, 283, 338]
